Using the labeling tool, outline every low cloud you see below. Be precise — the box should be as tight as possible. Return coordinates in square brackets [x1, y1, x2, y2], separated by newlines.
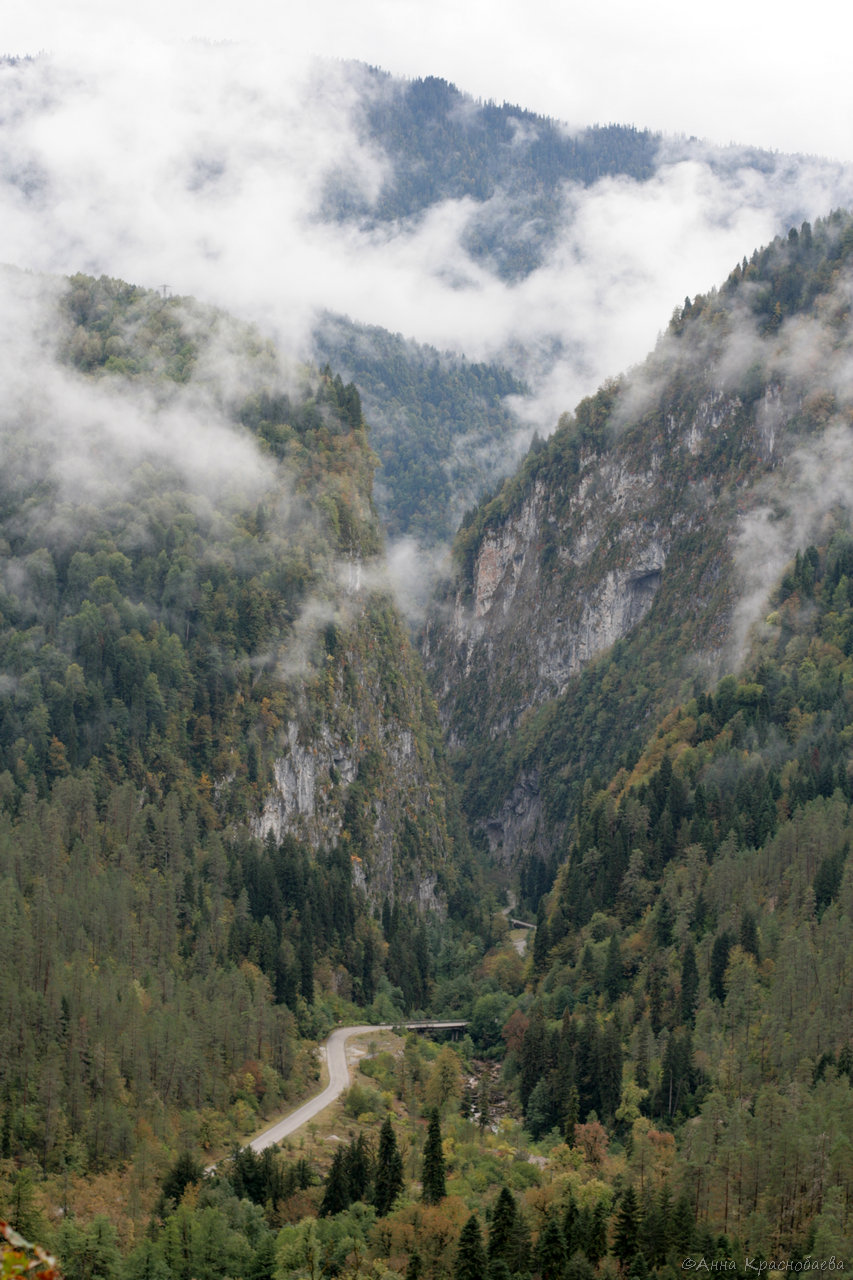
[3, 42, 853, 622]
[3, 47, 852, 420]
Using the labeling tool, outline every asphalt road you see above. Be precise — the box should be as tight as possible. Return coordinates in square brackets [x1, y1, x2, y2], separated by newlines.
[247, 1024, 393, 1153]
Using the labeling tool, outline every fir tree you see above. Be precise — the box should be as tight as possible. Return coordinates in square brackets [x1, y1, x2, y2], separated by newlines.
[487, 1260, 513, 1280]
[421, 1109, 446, 1204]
[160, 1151, 203, 1206]
[670, 1192, 696, 1254]
[344, 1131, 373, 1203]
[680, 941, 699, 1026]
[588, 1201, 608, 1265]
[612, 1185, 641, 1268]
[536, 1215, 568, 1280]
[477, 1074, 491, 1130]
[566, 1254, 596, 1280]
[374, 1116, 404, 1216]
[709, 931, 732, 1003]
[488, 1187, 517, 1267]
[563, 1190, 579, 1258]
[319, 1147, 350, 1216]
[455, 1214, 487, 1280]
[604, 932, 623, 1002]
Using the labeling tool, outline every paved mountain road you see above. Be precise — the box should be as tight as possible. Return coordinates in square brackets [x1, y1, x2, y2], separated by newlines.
[247, 1023, 392, 1154]
[241, 1020, 467, 1155]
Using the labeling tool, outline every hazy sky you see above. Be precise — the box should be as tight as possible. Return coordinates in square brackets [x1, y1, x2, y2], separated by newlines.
[8, 0, 853, 161]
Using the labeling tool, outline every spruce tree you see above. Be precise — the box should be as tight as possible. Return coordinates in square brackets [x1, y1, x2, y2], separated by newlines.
[487, 1260, 513, 1280]
[455, 1214, 487, 1280]
[604, 932, 622, 1001]
[536, 1215, 568, 1280]
[319, 1147, 350, 1216]
[670, 1191, 696, 1254]
[588, 1201, 608, 1265]
[421, 1109, 446, 1204]
[612, 1185, 641, 1268]
[680, 941, 699, 1026]
[344, 1131, 372, 1203]
[488, 1187, 517, 1267]
[566, 1254, 596, 1280]
[374, 1115, 404, 1216]
[563, 1189, 579, 1258]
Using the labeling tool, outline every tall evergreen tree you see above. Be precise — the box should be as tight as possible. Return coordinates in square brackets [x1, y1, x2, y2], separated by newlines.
[488, 1187, 517, 1268]
[344, 1131, 373, 1203]
[319, 1147, 350, 1217]
[604, 933, 623, 1002]
[487, 1260, 513, 1280]
[563, 1190, 580, 1259]
[421, 1109, 446, 1204]
[374, 1116, 404, 1216]
[536, 1215, 568, 1280]
[680, 941, 699, 1026]
[612, 1185, 641, 1268]
[455, 1214, 487, 1280]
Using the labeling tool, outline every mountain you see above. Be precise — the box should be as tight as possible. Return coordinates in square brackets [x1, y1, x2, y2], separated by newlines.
[310, 66, 853, 552]
[420, 209, 853, 1259]
[320, 66, 843, 284]
[424, 211, 853, 894]
[320, 67, 662, 281]
[312, 313, 528, 545]
[5, 89, 853, 1271]
[0, 268, 481, 1192]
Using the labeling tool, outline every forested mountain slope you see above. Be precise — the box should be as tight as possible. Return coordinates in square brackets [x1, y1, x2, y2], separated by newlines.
[424, 210, 853, 892]
[321, 68, 659, 281]
[505, 527, 853, 1261]
[312, 314, 528, 544]
[311, 66, 852, 550]
[321, 66, 829, 283]
[0, 269, 475, 1190]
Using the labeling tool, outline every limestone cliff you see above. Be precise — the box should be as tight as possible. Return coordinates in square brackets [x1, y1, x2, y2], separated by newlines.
[254, 588, 461, 911]
[424, 214, 853, 873]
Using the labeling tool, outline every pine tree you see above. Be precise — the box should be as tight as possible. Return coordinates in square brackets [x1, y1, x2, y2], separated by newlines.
[563, 1189, 579, 1258]
[455, 1214, 487, 1280]
[604, 932, 623, 1002]
[536, 1215, 568, 1280]
[488, 1187, 517, 1267]
[344, 1131, 372, 1203]
[680, 941, 699, 1026]
[319, 1147, 350, 1216]
[421, 1109, 446, 1204]
[374, 1116, 404, 1216]
[612, 1185, 641, 1268]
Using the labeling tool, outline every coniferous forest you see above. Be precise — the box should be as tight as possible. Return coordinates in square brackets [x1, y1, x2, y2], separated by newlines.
[3, 60, 853, 1280]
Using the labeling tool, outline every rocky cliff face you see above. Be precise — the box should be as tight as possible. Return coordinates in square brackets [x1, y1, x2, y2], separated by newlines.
[254, 587, 460, 910]
[423, 217, 853, 872]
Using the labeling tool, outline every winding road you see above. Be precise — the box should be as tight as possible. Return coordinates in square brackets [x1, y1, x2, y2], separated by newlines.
[245, 1021, 468, 1154]
[247, 1024, 391, 1153]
